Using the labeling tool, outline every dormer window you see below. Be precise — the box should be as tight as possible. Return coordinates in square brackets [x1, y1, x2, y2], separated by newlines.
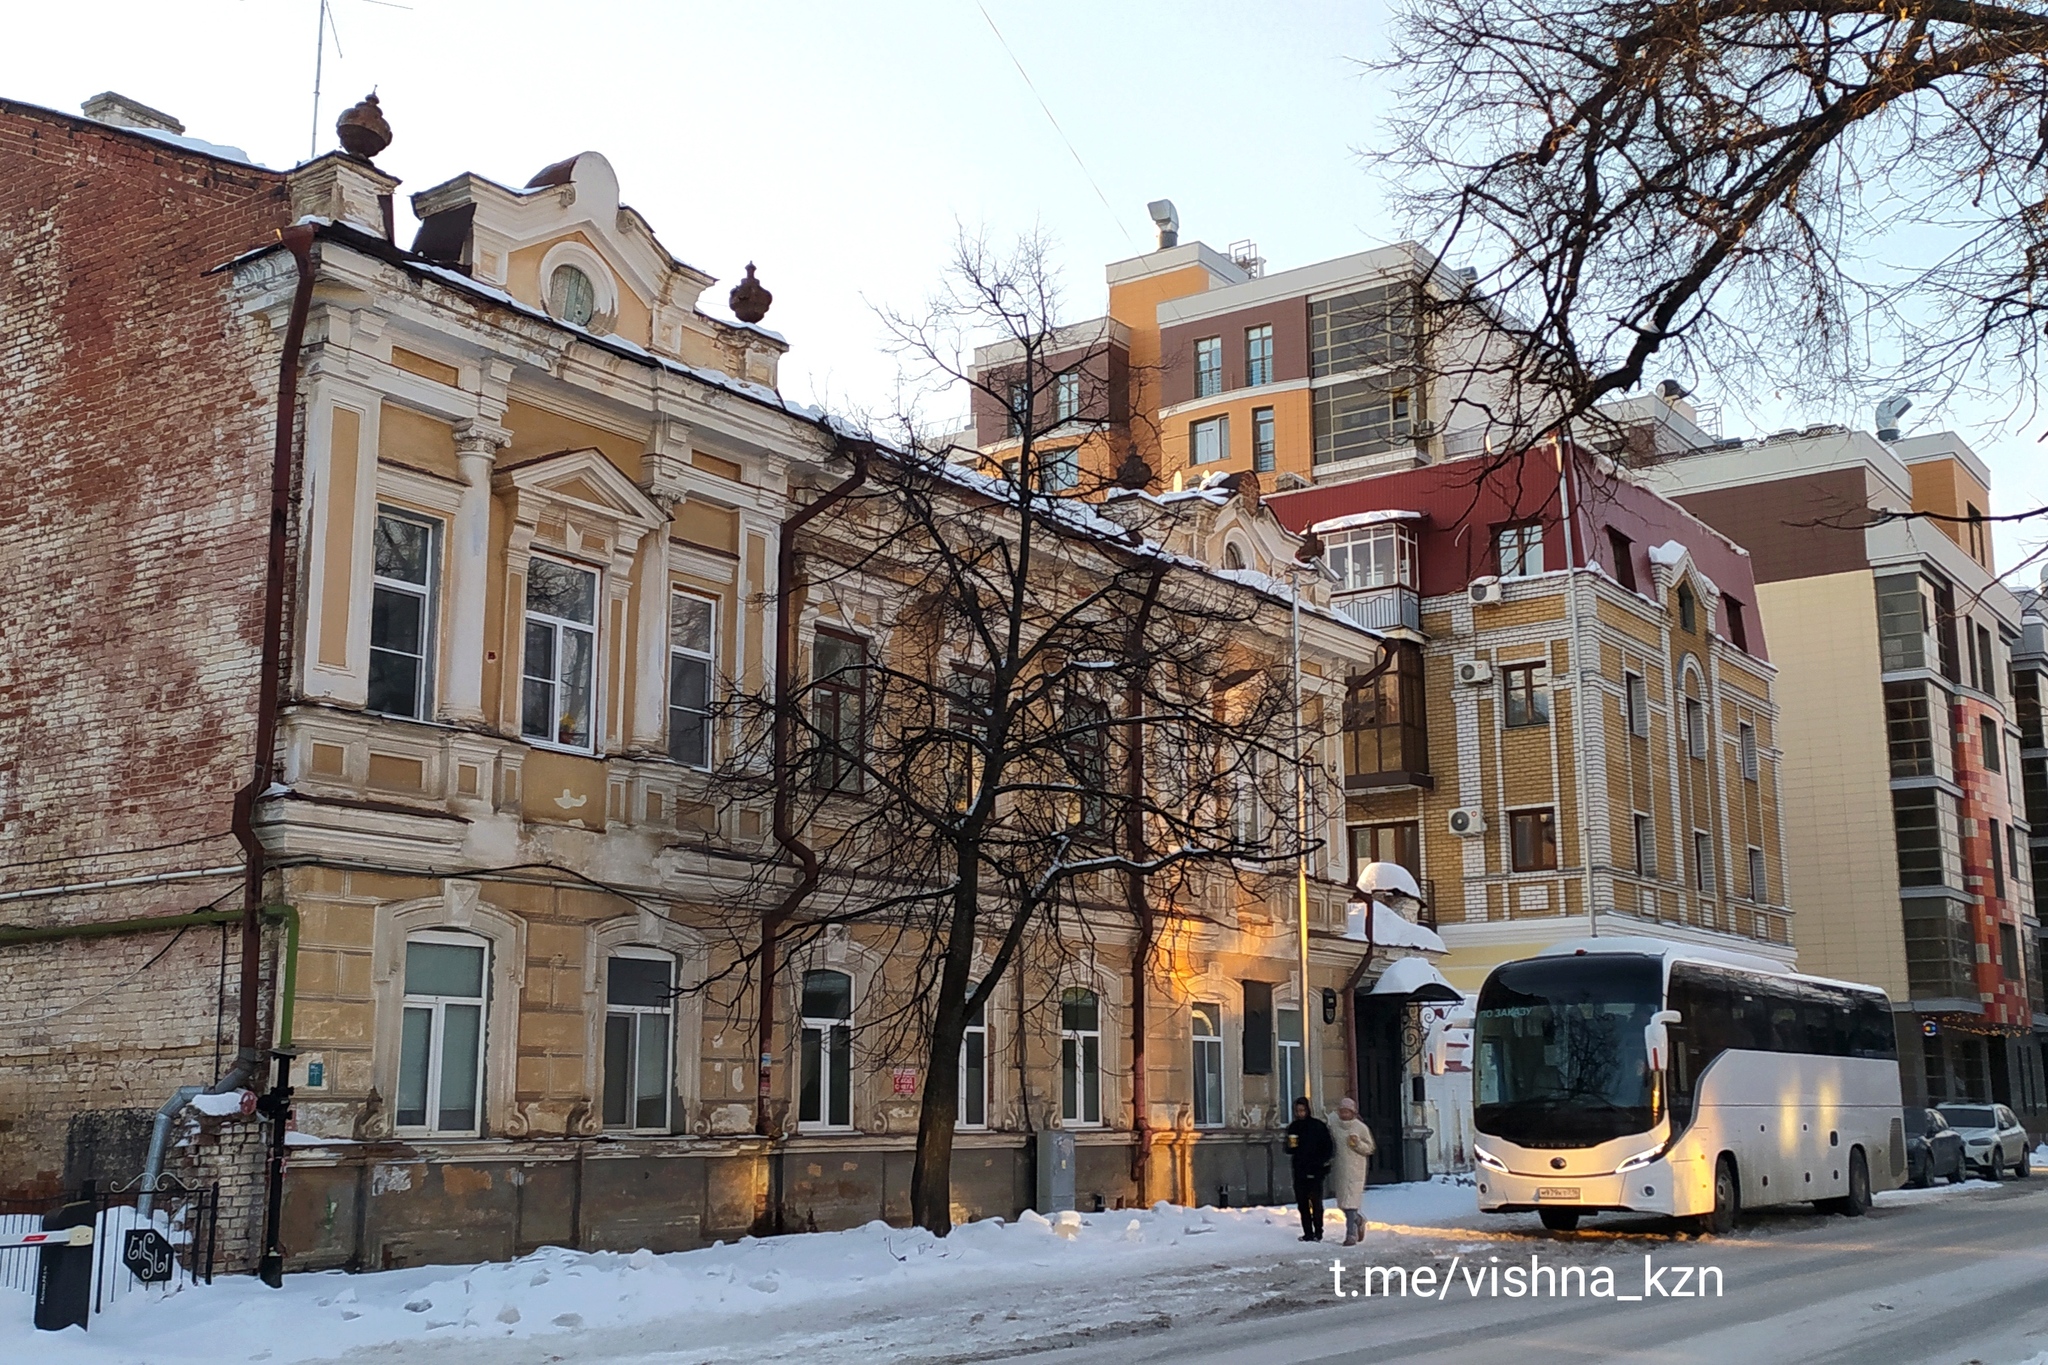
[549, 265, 597, 327]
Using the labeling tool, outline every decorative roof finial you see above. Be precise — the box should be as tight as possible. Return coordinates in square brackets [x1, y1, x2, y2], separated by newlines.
[336, 93, 392, 161]
[1113, 446, 1152, 491]
[729, 263, 772, 324]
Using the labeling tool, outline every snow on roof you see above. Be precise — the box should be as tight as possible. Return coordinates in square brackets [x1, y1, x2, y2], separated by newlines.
[135, 125, 261, 165]
[1343, 900, 1447, 954]
[1311, 509, 1422, 534]
[1370, 956, 1458, 997]
[247, 226, 1382, 648]
[1647, 539, 1690, 570]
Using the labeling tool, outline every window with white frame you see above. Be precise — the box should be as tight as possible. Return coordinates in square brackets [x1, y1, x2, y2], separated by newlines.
[1195, 336, 1223, 397]
[1061, 987, 1102, 1126]
[1747, 846, 1767, 903]
[1006, 380, 1030, 437]
[1055, 371, 1081, 422]
[1191, 415, 1230, 465]
[1634, 812, 1654, 877]
[1685, 696, 1708, 759]
[1325, 523, 1416, 592]
[1277, 1007, 1304, 1108]
[1625, 672, 1649, 738]
[1738, 721, 1758, 780]
[1693, 830, 1715, 894]
[799, 969, 853, 1130]
[602, 951, 673, 1131]
[1232, 747, 1268, 846]
[669, 591, 716, 769]
[396, 933, 488, 1134]
[368, 509, 439, 719]
[959, 985, 988, 1130]
[1252, 407, 1276, 472]
[522, 557, 598, 751]
[1192, 1002, 1225, 1128]
[1245, 325, 1274, 387]
[1042, 445, 1079, 492]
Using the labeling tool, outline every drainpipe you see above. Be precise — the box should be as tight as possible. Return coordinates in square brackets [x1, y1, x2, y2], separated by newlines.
[256, 904, 300, 1286]
[757, 437, 871, 1150]
[228, 222, 317, 1104]
[133, 906, 298, 1227]
[216, 223, 317, 1283]
[1553, 433, 1594, 938]
[136, 1088, 204, 1220]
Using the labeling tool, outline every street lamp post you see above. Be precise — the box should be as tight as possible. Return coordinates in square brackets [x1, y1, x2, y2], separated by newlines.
[1290, 556, 1314, 1110]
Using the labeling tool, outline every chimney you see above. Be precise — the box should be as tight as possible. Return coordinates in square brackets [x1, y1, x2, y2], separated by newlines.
[81, 92, 184, 134]
[1875, 395, 1912, 443]
[1147, 199, 1179, 251]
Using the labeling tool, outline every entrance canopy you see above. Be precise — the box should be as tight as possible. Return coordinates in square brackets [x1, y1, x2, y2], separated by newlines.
[1368, 956, 1462, 1004]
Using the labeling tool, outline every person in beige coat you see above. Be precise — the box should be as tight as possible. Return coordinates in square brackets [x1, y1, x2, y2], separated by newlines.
[1328, 1097, 1377, 1245]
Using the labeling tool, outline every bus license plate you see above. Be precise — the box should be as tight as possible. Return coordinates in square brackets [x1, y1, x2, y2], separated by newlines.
[1535, 1187, 1579, 1201]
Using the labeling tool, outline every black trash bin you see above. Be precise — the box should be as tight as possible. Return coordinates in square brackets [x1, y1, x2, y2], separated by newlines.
[34, 1192, 96, 1332]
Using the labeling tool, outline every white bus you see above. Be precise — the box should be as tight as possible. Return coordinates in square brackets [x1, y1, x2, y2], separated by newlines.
[1472, 937, 1904, 1232]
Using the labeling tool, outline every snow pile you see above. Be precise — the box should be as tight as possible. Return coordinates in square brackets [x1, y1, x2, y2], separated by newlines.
[1647, 539, 1690, 569]
[1343, 900, 1448, 954]
[0, 1183, 1482, 1365]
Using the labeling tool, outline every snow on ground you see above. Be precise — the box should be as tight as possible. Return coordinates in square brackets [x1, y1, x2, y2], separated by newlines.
[0, 1180, 1480, 1365]
[1, 1172, 2015, 1365]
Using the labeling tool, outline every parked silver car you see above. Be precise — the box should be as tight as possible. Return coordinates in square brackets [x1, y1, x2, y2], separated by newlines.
[1937, 1103, 2032, 1179]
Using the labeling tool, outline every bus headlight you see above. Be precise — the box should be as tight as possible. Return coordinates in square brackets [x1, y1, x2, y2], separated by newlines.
[1474, 1144, 1508, 1173]
[1615, 1144, 1667, 1174]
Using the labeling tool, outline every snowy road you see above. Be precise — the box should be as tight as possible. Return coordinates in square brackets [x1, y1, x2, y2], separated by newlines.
[8, 1176, 2042, 1365]
[1033, 1179, 2048, 1365]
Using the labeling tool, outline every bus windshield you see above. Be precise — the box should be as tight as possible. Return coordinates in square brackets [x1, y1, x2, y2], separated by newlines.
[1475, 954, 1662, 1147]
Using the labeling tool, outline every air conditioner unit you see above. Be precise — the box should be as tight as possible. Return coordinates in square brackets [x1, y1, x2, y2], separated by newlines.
[1448, 807, 1487, 837]
[1456, 659, 1494, 686]
[1469, 576, 1505, 606]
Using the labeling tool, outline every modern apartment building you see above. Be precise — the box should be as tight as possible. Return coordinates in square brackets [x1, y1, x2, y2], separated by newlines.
[1633, 403, 2047, 1116]
[969, 213, 1501, 496]
[973, 221, 1796, 1010]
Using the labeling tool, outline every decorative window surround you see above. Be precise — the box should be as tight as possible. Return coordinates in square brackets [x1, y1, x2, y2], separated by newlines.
[367, 883, 526, 1140]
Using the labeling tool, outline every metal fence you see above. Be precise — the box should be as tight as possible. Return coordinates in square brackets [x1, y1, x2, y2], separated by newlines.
[0, 1176, 218, 1321]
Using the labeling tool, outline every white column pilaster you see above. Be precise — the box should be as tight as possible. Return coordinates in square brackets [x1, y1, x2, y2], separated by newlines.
[444, 420, 508, 723]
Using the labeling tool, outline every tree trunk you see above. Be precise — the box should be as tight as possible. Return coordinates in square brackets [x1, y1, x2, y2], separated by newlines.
[910, 998, 968, 1235]
[1128, 904, 1152, 1199]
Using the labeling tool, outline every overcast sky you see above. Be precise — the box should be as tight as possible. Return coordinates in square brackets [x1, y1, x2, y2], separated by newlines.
[7, 0, 2044, 575]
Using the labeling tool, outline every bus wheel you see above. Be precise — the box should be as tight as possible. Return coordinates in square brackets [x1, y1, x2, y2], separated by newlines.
[1839, 1149, 1871, 1217]
[1697, 1156, 1738, 1235]
[1538, 1208, 1580, 1232]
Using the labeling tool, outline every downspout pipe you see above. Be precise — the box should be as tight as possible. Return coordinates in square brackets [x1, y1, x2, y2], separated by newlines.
[134, 905, 298, 1225]
[228, 223, 317, 1100]
[757, 437, 871, 1146]
[136, 1088, 204, 1220]
[257, 903, 300, 1286]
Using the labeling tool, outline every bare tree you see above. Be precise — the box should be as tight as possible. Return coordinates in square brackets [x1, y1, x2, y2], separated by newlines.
[1371, 0, 2048, 447]
[707, 236, 1332, 1237]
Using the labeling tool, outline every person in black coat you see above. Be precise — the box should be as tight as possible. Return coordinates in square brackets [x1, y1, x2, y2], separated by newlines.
[1284, 1096, 1336, 1242]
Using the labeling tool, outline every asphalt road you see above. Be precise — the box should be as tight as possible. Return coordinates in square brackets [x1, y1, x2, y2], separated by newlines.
[1032, 1180, 2048, 1365]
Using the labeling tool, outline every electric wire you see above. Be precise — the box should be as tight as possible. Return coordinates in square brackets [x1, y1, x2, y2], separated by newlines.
[973, 1, 1135, 247]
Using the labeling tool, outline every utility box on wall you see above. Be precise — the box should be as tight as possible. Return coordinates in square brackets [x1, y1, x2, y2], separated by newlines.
[1035, 1129, 1075, 1212]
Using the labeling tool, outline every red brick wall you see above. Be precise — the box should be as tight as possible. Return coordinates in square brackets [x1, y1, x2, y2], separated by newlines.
[0, 99, 291, 1207]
